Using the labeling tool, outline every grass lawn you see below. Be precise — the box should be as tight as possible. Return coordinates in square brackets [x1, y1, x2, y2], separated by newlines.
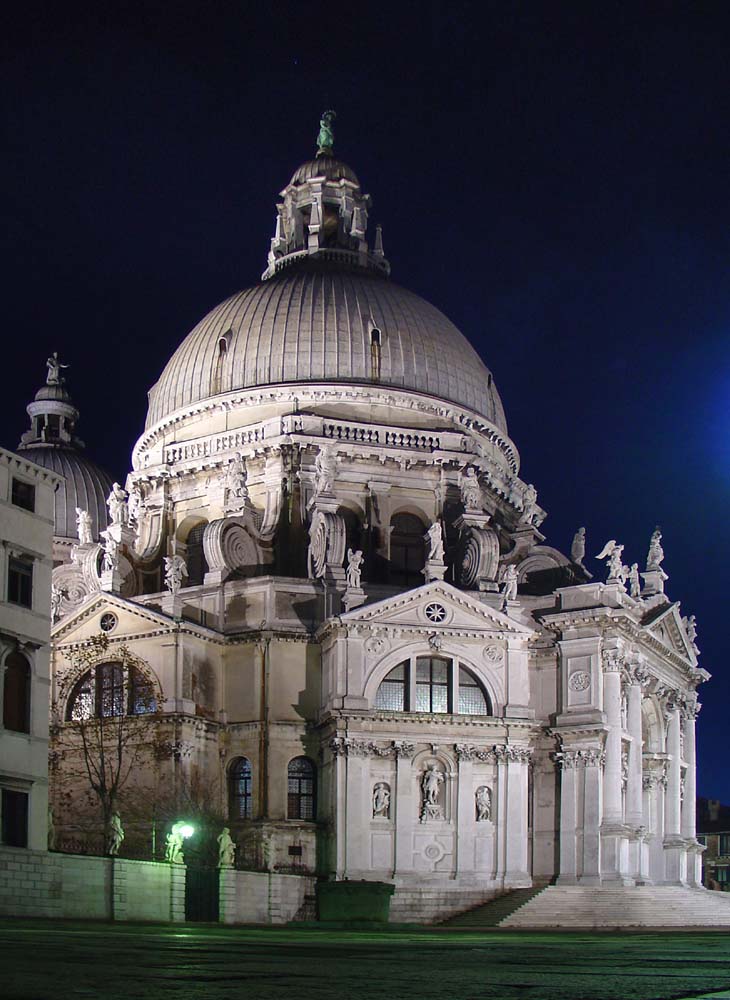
[4, 921, 730, 1000]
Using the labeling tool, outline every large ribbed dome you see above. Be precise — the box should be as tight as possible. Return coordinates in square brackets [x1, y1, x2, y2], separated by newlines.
[15, 446, 112, 541]
[146, 269, 507, 432]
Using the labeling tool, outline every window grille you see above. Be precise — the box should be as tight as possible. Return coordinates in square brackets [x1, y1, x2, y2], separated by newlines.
[287, 756, 316, 821]
[228, 757, 253, 820]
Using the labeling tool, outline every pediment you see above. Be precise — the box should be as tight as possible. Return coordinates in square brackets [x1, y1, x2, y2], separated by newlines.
[339, 581, 534, 636]
[642, 601, 697, 666]
[51, 592, 179, 645]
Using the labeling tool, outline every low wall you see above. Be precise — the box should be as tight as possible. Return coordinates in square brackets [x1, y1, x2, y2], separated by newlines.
[0, 846, 185, 922]
[219, 869, 316, 924]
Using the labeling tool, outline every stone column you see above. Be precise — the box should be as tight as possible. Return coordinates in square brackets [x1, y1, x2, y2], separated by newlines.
[502, 747, 531, 886]
[665, 706, 682, 837]
[581, 750, 604, 884]
[493, 750, 509, 883]
[344, 746, 370, 878]
[625, 676, 644, 826]
[681, 704, 702, 886]
[455, 746, 476, 876]
[601, 654, 624, 880]
[393, 744, 415, 875]
[663, 702, 686, 883]
[602, 658, 623, 822]
[556, 751, 578, 884]
[680, 707, 697, 840]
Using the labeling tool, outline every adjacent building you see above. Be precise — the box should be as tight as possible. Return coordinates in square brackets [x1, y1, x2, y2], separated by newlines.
[0, 447, 62, 850]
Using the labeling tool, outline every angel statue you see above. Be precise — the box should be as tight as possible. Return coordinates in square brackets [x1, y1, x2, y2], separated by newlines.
[596, 540, 627, 585]
[164, 552, 188, 598]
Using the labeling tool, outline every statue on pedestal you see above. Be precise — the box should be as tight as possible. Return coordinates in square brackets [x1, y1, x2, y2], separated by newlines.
[46, 351, 69, 385]
[108, 812, 124, 856]
[519, 483, 538, 525]
[75, 507, 93, 545]
[106, 483, 129, 527]
[372, 782, 391, 819]
[500, 563, 519, 603]
[100, 530, 119, 573]
[314, 445, 337, 496]
[570, 527, 586, 567]
[460, 466, 483, 512]
[646, 527, 664, 571]
[346, 548, 364, 589]
[224, 453, 249, 511]
[165, 827, 184, 864]
[596, 540, 627, 585]
[164, 552, 188, 598]
[425, 521, 445, 563]
[420, 763, 444, 821]
[628, 563, 641, 598]
[476, 786, 492, 822]
[217, 827, 236, 868]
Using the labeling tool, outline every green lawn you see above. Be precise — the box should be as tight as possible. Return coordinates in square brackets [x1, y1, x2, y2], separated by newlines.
[4, 921, 730, 1000]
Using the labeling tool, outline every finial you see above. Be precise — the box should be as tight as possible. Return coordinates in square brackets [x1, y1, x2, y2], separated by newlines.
[316, 110, 336, 157]
[46, 352, 69, 386]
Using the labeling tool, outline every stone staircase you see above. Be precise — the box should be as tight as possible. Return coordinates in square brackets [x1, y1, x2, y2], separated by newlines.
[442, 886, 548, 928]
[500, 885, 730, 929]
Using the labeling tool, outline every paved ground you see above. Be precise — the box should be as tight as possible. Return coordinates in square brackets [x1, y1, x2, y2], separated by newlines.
[4, 921, 730, 1000]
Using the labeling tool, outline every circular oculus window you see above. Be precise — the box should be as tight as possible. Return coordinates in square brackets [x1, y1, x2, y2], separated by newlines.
[424, 603, 447, 624]
[99, 612, 118, 633]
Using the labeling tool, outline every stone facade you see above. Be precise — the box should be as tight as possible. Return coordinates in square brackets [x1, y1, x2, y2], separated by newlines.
[0, 447, 62, 851]
[43, 132, 709, 921]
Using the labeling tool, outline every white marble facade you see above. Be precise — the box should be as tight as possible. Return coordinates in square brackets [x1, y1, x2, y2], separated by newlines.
[45, 128, 707, 916]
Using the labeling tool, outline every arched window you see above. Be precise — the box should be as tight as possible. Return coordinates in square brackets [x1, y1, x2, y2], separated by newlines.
[287, 756, 316, 821]
[66, 663, 157, 721]
[457, 666, 490, 715]
[3, 652, 31, 733]
[390, 513, 425, 586]
[374, 661, 407, 711]
[374, 659, 491, 717]
[228, 757, 253, 820]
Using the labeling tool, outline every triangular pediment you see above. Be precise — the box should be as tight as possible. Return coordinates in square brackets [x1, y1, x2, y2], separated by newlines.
[338, 581, 534, 636]
[52, 592, 184, 645]
[642, 601, 697, 666]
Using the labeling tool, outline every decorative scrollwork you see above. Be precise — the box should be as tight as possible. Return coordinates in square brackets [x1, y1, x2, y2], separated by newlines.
[459, 525, 499, 589]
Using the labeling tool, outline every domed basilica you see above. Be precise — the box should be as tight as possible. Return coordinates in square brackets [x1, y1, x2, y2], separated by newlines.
[46, 117, 707, 922]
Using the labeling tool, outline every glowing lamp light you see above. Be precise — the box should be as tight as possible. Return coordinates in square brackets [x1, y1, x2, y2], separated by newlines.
[178, 823, 195, 839]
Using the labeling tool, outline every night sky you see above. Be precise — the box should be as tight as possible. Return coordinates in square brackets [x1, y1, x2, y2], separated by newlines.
[3, 4, 729, 798]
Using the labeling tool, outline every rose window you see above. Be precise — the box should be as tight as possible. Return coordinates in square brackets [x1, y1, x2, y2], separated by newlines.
[424, 603, 446, 623]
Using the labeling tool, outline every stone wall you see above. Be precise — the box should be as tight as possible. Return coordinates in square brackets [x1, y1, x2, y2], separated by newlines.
[219, 869, 315, 924]
[0, 847, 184, 922]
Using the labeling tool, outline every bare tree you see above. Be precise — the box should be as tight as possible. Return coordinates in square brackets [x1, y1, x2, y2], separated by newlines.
[50, 634, 159, 856]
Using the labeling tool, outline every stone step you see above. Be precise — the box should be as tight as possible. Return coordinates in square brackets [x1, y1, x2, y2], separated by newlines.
[501, 886, 730, 928]
[442, 886, 548, 927]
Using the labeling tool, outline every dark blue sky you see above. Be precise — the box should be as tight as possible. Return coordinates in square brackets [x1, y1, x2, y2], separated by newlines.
[3, 3, 729, 797]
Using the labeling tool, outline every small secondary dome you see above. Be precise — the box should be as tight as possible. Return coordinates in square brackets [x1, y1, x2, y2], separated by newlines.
[16, 355, 114, 541]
